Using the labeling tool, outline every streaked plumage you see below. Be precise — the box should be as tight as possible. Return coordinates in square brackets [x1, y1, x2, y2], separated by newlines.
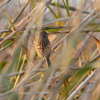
[36, 31, 51, 67]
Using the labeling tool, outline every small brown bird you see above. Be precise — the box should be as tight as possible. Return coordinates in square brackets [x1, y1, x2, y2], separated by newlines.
[36, 31, 51, 67]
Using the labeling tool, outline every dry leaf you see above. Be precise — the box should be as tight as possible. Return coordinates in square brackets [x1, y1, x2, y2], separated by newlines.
[94, 0, 100, 11]
[94, 37, 100, 53]
[87, 33, 100, 53]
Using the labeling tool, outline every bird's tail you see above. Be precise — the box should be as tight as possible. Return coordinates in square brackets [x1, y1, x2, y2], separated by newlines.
[47, 58, 51, 67]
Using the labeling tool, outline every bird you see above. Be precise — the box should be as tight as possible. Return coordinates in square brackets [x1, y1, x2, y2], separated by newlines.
[36, 31, 51, 67]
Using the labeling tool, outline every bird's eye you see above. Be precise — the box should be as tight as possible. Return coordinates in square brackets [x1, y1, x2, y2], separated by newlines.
[44, 33, 46, 35]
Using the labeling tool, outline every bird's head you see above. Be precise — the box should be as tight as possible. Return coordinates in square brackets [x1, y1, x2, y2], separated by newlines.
[40, 31, 49, 38]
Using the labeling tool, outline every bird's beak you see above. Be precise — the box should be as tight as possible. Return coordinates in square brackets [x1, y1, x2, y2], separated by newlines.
[47, 33, 49, 35]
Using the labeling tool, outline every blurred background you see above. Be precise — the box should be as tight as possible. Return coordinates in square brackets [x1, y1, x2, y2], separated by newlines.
[0, 0, 100, 100]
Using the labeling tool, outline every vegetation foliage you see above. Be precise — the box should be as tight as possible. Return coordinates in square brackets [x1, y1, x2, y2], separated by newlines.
[0, 0, 100, 100]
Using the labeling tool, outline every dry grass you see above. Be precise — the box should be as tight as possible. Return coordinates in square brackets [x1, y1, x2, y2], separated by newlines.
[0, 0, 100, 100]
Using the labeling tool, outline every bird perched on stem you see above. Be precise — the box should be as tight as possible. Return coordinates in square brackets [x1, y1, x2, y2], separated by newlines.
[36, 31, 51, 67]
